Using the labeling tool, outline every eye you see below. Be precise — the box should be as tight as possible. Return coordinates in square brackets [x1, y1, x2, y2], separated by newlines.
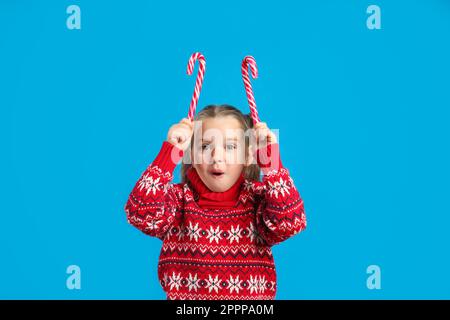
[226, 144, 237, 150]
[201, 143, 211, 151]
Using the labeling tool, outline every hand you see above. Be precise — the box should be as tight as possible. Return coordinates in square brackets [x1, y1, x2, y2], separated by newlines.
[254, 122, 277, 149]
[167, 118, 194, 151]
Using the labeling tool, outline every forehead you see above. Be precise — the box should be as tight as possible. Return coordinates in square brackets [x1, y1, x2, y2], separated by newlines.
[200, 116, 245, 140]
[201, 116, 243, 130]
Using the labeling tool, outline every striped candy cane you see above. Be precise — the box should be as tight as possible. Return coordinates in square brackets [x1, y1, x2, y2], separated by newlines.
[241, 55, 260, 125]
[187, 52, 206, 120]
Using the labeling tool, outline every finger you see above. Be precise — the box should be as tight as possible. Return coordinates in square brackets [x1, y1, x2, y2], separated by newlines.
[170, 129, 182, 140]
[178, 137, 186, 145]
[268, 131, 277, 143]
[257, 130, 270, 148]
[257, 128, 269, 140]
[168, 136, 178, 144]
[180, 118, 194, 129]
[254, 122, 267, 130]
[179, 122, 193, 132]
[179, 128, 193, 141]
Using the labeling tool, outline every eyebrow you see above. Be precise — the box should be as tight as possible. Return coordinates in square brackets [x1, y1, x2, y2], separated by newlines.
[201, 137, 240, 142]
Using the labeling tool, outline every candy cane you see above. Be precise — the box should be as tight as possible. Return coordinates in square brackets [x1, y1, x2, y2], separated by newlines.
[187, 52, 206, 120]
[241, 55, 260, 125]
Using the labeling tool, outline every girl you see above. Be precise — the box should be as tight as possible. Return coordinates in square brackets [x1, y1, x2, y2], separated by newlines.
[124, 105, 306, 300]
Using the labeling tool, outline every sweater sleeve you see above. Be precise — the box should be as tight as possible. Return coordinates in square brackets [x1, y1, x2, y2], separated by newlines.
[124, 141, 184, 240]
[254, 143, 307, 246]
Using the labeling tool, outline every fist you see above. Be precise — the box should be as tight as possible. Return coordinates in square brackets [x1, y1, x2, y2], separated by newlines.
[254, 122, 277, 149]
[167, 118, 194, 151]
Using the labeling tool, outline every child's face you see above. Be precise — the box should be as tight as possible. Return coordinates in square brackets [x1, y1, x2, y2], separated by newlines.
[192, 116, 247, 192]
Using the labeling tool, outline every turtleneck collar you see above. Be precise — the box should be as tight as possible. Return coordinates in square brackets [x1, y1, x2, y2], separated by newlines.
[186, 167, 245, 209]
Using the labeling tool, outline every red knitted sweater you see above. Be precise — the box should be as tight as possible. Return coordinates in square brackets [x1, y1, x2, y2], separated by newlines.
[124, 141, 307, 300]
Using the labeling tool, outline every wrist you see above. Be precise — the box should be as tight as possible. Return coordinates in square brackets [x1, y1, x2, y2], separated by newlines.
[152, 141, 184, 173]
[255, 143, 282, 174]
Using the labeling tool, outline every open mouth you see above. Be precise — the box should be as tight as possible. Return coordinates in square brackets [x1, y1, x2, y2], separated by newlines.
[210, 170, 225, 178]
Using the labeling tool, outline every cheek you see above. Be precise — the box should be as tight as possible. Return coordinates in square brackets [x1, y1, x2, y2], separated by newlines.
[227, 164, 245, 177]
[225, 148, 246, 164]
[194, 163, 209, 175]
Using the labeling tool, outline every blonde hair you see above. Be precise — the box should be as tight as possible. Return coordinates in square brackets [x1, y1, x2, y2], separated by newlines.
[181, 104, 260, 183]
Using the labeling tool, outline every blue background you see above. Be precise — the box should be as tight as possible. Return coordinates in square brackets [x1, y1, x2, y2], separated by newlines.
[1, 0, 449, 299]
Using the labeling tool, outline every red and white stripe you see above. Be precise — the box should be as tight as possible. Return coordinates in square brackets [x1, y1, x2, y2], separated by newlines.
[187, 52, 206, 120]
[241, 55, 260, 125]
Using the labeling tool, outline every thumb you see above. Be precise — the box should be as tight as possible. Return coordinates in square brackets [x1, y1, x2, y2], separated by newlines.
[169, 136, 178, 144]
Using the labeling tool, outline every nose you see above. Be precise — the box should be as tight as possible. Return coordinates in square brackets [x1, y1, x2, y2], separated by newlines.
[211, 146, 225, 163]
